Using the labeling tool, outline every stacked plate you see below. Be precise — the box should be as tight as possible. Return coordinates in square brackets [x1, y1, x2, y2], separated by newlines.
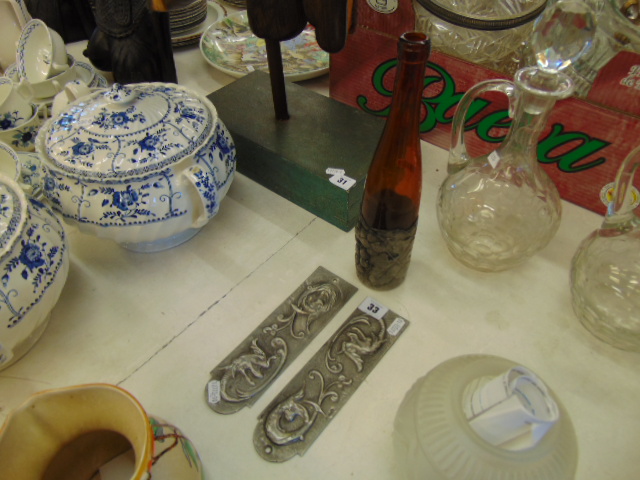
[171, 0, 226, 48]
[170, 0, 207, 35]
[219, 0, 245, 7]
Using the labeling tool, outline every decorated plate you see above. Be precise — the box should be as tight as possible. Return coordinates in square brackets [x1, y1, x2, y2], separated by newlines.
[199, 11, 329, 82]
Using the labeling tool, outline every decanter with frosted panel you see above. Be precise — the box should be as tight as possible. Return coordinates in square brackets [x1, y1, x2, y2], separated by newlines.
[436, 0, 595, 272]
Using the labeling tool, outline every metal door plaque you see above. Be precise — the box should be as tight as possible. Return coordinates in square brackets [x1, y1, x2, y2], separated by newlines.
[253, 297, 409, 462]
[205, 266, 357, 414]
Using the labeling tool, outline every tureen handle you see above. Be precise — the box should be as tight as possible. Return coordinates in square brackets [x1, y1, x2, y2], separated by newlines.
[105, 83, 139, 108]
[183, 165, 219, 228]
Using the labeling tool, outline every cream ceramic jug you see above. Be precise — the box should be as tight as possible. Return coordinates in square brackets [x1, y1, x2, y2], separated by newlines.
[0, 384, 203, 480]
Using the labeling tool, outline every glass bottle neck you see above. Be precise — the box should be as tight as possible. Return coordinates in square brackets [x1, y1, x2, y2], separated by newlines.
[499, 68, 572, 164]
[384, 35, 431, 137]
[361, 32, 430, 230]
[501, 90, 555, 157]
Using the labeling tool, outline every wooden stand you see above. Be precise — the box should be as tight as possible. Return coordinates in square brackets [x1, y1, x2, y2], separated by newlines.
[208, 71, 384, 231]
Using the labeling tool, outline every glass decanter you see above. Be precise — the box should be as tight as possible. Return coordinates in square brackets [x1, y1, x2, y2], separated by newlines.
[436, 0, 595, 272]
[537, 0, 640, 98]
[570, 145, 640, 352]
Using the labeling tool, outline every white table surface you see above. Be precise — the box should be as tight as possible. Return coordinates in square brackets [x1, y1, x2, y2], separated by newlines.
[1, 34, 639, 480]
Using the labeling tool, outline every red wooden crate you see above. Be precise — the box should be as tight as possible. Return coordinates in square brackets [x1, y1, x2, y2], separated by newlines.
[330, 0, 640, 216]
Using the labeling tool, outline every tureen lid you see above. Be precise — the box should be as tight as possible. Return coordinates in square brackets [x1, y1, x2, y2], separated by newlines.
[41, 83, 216, 178]
[0, 174, 27, 261]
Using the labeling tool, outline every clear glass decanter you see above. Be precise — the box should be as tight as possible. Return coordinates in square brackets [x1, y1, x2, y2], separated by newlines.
[436, 0, 594, 272]
[539, 0, 640, 98]
[570, 144, 640, 352]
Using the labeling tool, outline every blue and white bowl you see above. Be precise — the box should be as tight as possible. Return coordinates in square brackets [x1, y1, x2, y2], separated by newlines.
[0, 173, 69, 370]
[36, 82, 236, 252]
[0, 103, 42, 152]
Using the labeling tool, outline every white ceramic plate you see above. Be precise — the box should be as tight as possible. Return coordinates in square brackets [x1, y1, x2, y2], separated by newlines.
[199, 11, 329, 81]
[172, 1, 226, 48]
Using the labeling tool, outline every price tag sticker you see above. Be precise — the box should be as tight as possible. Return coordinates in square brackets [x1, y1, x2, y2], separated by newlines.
[358, 297, 389, 320]
[329, 173, 356, 191]
[488, 151, 500, 169]
[329, 175, 356, 190]
[387, 317, 407, 336]
[207, 380, 221, 404]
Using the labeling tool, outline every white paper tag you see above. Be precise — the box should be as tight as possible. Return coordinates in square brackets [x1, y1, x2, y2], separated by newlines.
[358, 297, 389, 320]
[326, 167, 345, 176]
[387, 317, 407, 336]
[330, 173, 356, 191]
[488, 151, 500, 169]
[207, 379, 221, 404]
[465, 366, 559, 449]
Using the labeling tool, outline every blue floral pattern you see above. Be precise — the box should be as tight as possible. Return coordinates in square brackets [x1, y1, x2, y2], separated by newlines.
[0, 111, 25, 131]
[17, 153, 43, 199]
[189, 167, 218, 219]
[10, 125, 38, 150]
[96, 183, 159, 223]
[1, 196, 67, 329]
[55, 114, 75, 130]
[111, 186, 139, 211]
[92, 107, 146, 130]
[38, 87, 237, 248]
[194, 121, 237, 194]
[44, 84, 215, 179]
[71, 141, 94, 156]
[18, 240, 46, 271]
[137, 134, 160, 152]
[173, 101, 206, 127]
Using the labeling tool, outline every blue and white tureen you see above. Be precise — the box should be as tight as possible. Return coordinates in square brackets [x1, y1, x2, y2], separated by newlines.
[36, 82, 236, 252]
[0, 173, 69, 370]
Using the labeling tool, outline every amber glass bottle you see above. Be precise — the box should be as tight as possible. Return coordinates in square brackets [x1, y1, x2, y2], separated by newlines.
[355, 31, 430, 290]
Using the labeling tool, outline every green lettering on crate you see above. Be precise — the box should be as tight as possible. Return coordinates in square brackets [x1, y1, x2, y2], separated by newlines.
[358, 59, 612, 172]
[538, 124, 610, 172]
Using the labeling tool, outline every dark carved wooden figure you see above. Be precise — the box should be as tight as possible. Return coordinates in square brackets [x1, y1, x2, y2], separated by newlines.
[84, 0, 193, 83]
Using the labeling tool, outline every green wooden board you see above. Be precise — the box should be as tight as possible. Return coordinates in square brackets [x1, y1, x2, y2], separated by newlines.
[207, 71, 384, 231]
